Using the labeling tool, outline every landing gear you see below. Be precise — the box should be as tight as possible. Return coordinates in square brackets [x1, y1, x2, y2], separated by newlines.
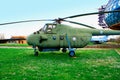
[34, 51, 39, 56]
[33, 45, 39, 56]
[62, 48, 67, 53]
[68, 49, 75, 57]
[66, 34, 76, 57]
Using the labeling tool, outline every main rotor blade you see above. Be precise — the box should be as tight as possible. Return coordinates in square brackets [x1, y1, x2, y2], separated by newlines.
[63, 10, 120, 19]
[0, 19, 54, 25]
[63, 20, 96, 29]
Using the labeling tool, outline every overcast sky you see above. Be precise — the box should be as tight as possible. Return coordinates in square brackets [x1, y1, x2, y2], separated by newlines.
[0, 0, 108, 38]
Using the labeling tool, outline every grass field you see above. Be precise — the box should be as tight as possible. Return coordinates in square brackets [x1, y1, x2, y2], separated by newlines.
[0, 48, 120, 80]
[0, 43, 29, 47]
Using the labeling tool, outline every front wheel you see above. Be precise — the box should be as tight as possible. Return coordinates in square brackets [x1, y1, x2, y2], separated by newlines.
[34, 51, 39, 56]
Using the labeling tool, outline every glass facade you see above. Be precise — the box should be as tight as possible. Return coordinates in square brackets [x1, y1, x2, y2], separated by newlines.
[104, 0, 120, 28]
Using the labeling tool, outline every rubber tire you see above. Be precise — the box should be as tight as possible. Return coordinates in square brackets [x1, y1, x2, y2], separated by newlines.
[34, 51, 39, 56]
[62, 48, 67, 53]
[69, 51, 75, 57]
[38, 46, 43, 51]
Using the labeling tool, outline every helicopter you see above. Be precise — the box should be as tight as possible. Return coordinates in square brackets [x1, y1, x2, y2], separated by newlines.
[0, 10, 120, 57]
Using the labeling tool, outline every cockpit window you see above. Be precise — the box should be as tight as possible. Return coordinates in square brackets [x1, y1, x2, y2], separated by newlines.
[48, 25, 53, 29]
[40, 25, 47, 32]
[52, 25, 56, 28]
[42, 24, 56, 33]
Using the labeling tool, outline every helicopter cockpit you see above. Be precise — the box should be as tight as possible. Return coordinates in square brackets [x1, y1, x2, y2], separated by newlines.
[42, 23, 56, 33]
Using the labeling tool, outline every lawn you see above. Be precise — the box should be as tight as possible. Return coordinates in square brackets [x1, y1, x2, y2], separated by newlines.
[0, 48, 120, 80]
[0, 43, 29, 47]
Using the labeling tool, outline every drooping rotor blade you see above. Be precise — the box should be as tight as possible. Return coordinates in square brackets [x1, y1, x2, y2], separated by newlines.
[63, 20, 96, 29]
[0, 19, 54, 25]
[62, 10, 120, 19]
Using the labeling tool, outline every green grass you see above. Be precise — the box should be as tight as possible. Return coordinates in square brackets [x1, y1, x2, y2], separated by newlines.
[0, 48, 120, 80]
[0, 43, 29, 47]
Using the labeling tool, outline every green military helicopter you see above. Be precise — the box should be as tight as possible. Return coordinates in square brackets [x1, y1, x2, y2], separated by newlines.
[0, 10, 120, 57]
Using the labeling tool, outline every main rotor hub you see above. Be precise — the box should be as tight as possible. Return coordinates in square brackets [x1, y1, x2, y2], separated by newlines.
[55, 18, 64, 24]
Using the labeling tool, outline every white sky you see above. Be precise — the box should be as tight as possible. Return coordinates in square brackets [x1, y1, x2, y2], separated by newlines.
[0, 0, 108, 38]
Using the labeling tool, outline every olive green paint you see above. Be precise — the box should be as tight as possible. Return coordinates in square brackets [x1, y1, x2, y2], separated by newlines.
[27, 23, 120, 49]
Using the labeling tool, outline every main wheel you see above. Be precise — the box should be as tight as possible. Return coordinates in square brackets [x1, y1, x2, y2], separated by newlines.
[69, 51, 75, 57]
[38, 46, 43, 51]
[62, 48, 67, 53]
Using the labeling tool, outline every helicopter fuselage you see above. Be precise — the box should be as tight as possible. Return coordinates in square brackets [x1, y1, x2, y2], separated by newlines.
[27, 23, 120, 52]
[27, 24, 92, 50]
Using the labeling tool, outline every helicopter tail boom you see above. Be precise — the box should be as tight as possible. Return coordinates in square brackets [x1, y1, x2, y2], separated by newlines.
[91, 29, 120, 36]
